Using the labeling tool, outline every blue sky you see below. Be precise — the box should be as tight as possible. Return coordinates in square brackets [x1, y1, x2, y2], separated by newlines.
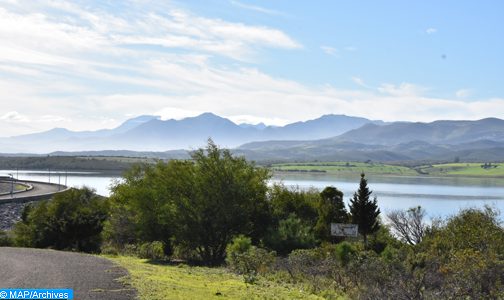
[0, 0, 503, 136]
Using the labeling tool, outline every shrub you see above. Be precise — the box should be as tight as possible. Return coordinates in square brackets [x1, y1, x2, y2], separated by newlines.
[12, 187, 109, 253]
[226, 235, 252, 263]
[265, 213, 317, 256]
[0, 230, 12, 246]
[100, 242, 119, 256]
[138, 241, 165, 260]
[334, 241, 357, 266]
[172, 244, 200, 261]
[226, 236, 275, 284]
[287, 248, 328, 279]
[122, 244, 139, 257]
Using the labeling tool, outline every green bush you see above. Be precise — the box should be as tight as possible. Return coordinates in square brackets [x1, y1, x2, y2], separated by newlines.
[12, 187, 109, 253]
[172, 244, 200, 261]
[0, 230, 12, 246]
[265, 214, 317, 256]
[334, 241, 357, 266]
[226, 235, 252, 257]
[138, 241, 165, 260]
[100, 243, 120, 256]
[226, 236, 275, 284]
[122, 244, 139, 257]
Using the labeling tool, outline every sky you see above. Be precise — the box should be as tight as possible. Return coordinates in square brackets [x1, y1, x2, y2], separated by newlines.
[0, 0, 503, 137]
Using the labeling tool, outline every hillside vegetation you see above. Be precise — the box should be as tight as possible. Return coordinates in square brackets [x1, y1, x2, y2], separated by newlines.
[416, 162, 504, 177]
[0, 156, 149, 172]
[108, 256, 326, 300]
[272, 162, 417, 176]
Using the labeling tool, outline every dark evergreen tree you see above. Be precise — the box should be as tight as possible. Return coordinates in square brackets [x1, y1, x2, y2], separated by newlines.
[349, 173, 380, 246]
[315, 186, 348, 241]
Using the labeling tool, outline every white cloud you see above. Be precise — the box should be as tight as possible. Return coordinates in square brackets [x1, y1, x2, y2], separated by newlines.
[0, 111, 29, 122]
[227, 115, 290, 126]
[321, 46, 338, 56]
[229, 0, 284, 16]
[156, 107, 203, 120]
[0, 1, 502, 138]
[456, 89, 472, 98]
[351, 77, 370, 88]
[378, 83, 428, 97]
[0, 1, 301, 66]
[426, 27, 437, 34]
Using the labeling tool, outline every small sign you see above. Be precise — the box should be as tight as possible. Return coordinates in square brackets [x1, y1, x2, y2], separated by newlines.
[331, 223, 358, 237]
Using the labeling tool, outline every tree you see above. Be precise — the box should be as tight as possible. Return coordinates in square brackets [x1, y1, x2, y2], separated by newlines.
[106, 140, 271, 264]
[387, 206, 427, 245]
[105, 162, 181, 254]
[268, 184, 319, 225]
[420, 206, 504, 298]
[315, 186, 348, 241]
[13, 187, 108, 252]
[349, 173, 380, 246]
[171, 140, 271, 264]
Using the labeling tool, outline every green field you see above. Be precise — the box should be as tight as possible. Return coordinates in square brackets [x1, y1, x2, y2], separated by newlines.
[416, 162, 504, 177]
[271, 161, 417, 176]
[78, 156, 158, 164]
[107, 256, 325, 300]
[272, 161, 504, 178]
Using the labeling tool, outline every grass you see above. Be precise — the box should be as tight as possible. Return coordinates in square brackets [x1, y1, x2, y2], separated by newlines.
[0, 183, 26, 193]
[272, 161, 417, 176]
[417, 162, 504, 177]
[106, 256, 325, 300]
[78, 156, 158, 164]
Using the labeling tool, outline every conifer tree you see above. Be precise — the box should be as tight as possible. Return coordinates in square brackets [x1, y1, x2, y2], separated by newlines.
[349, 173, 380, 246]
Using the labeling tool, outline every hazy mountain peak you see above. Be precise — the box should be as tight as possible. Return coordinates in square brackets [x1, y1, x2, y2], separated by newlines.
[239, 122, 267, 130]
[114, 115, 160, 133]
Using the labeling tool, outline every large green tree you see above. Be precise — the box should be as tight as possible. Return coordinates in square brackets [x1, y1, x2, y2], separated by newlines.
[107, 140, 271, 264]
[105, 162, 182, 254]
[172, 140, 271, 264]
[349, 173, 380, 246]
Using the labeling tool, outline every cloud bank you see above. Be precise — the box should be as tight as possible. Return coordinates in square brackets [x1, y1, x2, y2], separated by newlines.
[0, 1, 502, 137]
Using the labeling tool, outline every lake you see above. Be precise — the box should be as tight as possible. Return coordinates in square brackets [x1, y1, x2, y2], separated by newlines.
[2, 170, 503, 220]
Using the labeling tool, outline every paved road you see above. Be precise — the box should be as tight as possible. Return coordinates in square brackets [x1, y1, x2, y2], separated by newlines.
[0, 248, 136, 300]
[0, 181, 63, 201]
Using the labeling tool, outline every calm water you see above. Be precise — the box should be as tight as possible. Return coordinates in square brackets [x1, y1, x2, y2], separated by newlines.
[2, 170, 504, 219]
[274, 173, 504, 220]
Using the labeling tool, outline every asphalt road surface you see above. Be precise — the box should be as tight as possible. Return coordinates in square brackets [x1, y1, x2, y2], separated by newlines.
[0, 181, 63, 201]
[0, 248, 136, 300]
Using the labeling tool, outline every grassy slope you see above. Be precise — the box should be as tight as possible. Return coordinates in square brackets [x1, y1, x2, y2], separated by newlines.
[418, 162, 504, 177]
[272, 162, 417, 176]
[0, 183, 25, 193]
[273, 161, 504, 178]
[107, 256, 324, 300]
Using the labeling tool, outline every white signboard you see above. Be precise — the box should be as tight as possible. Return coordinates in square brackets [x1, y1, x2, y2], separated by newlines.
[331, 223, 359, 237]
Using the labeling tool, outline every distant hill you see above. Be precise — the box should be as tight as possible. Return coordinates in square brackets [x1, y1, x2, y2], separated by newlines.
[0, 113, 376, 153]
[335, 118, 504, 145]
[237, 117, 504, 162]
[3, 114, 504, 163]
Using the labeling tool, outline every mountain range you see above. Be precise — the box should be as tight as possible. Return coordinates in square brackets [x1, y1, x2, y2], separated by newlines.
[237, 118, 504, 162]
[1, 113, 504, 162]
[0, 113, 377, 153]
